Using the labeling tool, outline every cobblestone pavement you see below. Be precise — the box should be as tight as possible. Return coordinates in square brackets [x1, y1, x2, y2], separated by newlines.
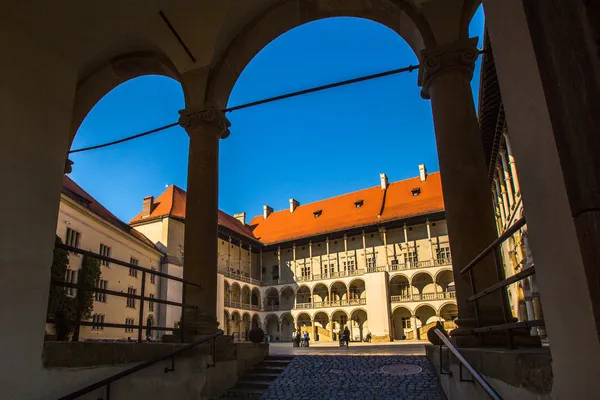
[261, 354, 446, 400]
[268, 342, 427, 356]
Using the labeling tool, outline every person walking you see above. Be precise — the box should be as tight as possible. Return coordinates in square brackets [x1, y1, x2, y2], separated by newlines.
[292, 330, 297, 347]
[304, 331, 310, 347]
[343, 326, 350, 348]
[296, 329, 302, 347]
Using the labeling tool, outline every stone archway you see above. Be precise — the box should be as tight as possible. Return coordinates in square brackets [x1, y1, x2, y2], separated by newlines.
[412, 272, 435, 301]
[296, 312, 313, 339]
[331, 309, 349, 341]
[264, 314, 280, 341]
[392, 306, 412, 340]
[390, 274, 411, 301]
[265, 287, 280, 310]
[330, 281, 348, 306]
[280, 286, 295, 310]
[281, 313, 295, 341]
[312, 283, 329, 307]
[350, 309, 368, 341]
[349, 278, 366, 305]
[313, 311, 330, 341]
[296, 285, 311, 307]
[251, 288, 261, 309]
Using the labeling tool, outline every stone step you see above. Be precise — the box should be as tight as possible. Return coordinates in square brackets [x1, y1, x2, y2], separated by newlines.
[258, 359, 292, 367]
[237, 379, 273, 389]
[253, 366, 286, 374]
[222, 387, 265, 398]
[265, 355, 295, 361]
[242, 372, 280, 381]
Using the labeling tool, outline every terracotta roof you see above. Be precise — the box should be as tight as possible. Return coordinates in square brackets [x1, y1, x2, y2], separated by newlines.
[248, 172, 445, 244]
[62, 176, 160, 252]
[129, 185, 258, 242]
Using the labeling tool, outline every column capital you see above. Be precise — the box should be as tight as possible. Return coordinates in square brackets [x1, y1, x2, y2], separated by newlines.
[178, 106, 231, 139]
[418, 38, 479, 99]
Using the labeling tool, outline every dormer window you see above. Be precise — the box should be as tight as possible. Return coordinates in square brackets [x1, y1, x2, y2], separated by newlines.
[313, 210, 322, 218]
[411, 187, 421, 197]
[354, 200, 364, 209]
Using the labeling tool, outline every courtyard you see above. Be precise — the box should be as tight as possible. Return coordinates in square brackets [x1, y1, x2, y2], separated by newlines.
[262, 342, 444, 400]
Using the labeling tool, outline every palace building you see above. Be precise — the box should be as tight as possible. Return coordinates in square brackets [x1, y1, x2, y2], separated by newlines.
[129, 165, 458, 343]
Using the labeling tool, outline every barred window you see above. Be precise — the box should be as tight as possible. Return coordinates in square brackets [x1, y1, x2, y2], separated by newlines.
[125, 318, 135, 332]
[94, 279, 108, 302]
[65, 227, 80, 248]
[149, 294, 155, 312]
[129, 257, 139, 277]
[92, 314, 105, 330]
[65, 269, 77, 297]
[126, 287, 136, 308]
[436, 246, 451, 264]
[150, 268, 156, 284]
[407, 250, 418, 266]
[99, 244, 111, 266]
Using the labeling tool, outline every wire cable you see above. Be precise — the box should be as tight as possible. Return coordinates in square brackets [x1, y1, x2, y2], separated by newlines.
[69, 122, 179, 154]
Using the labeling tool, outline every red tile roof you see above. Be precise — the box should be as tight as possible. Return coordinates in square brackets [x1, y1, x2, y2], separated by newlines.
[62, 176, 160, 252]
[249, 172, 445, 244]
[129, 185, 258, 242]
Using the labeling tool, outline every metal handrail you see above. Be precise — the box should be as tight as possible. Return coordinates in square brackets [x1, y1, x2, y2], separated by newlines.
[57, 330, 224, 400]
[433, 328, 502, 400]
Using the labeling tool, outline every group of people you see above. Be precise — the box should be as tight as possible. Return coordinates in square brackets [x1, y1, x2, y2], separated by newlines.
[292, 329, 311, 347]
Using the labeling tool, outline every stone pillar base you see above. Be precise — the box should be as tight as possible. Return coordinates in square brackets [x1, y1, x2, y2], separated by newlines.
[371, 334, 391, 342]
[183, 311, 220, 342]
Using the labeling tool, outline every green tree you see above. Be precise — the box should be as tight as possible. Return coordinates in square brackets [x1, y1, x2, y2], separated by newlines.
[47, 236, 102, 340]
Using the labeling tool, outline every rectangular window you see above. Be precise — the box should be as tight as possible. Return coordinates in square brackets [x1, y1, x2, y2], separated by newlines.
[150, 268, 156, 284]
[65, 269, 77, 296]
[436, 246, 451, 264]
[300, 261, 311, 278]
[92, 314, 105, 330]
[402, 317, 412, 329]
[127, 287, 136, 308]
[125, 318, 134, 332]
[95, 279, 108, 302]
[407, 250, 418, 266]
[149, 294, 155, 312]
[343, 258, 356, 271]
[129, 257, 139, 277]
[65, 227, 80, 248]
[99, 244, 111, 266]
[366, 256, 376, 269]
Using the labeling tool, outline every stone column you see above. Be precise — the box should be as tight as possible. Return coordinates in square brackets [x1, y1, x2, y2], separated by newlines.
[248, 245, 252, 278]
[309, 240, 313, 278]
[227, 236, 232, 272]
[503, 135, 521, 195]
[426, 219, 434, 262]
[419, 39, 509, 345]
[380, 227, 388, 267]
[292, 243, 297, 279]
[412, 315, 419, 340]
[403, 224, 409, 266]
[499, 150, 515, 206]
[326, 237, 330, 277]
[343, 234, 348, 274]
[329, 321, 335, 341]
[277, 246, 282, 283]
[362, 231, 367, 270]
[179, 106, 230, 340]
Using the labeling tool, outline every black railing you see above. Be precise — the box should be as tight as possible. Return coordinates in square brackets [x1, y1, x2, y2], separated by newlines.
[459, 217, 544, 346]
[433, 328, 502, 400]
[58, 330, 224, 400]
[48, 244, 202, 343]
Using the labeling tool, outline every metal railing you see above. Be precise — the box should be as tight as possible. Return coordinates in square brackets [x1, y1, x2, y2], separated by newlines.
[433, 328, 502, 400]
[390, 292, 456, 303]
[49, 244, 201, 343]
[293, 298, 366, 309]
[459, 217, 544, 346]
[58, 330, 224, 400]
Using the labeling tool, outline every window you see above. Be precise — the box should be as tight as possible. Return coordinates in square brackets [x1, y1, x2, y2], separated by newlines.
[366, 256, 376, 269]
[150, 268, 156, 284]
[127, 287, 136, 308]
[149, 294, 155, 312]
[436, 246, 451, 264]
[407, 250, 418, 266]
[99, 244, 111, 266]
[129, 257, 139, 277]
[92, 314, 105, 330]
[65, 269, 77, 296]
[313, 210, 322, 218]
[125, 318, 135, 332]
[65, 227, 80, 248]
[343, 258, 356, 272]
[354, 200, 364, 209]
[95, 279, 108, 302]
[402, 317, 412, 329]
[300, 262, 311, 278]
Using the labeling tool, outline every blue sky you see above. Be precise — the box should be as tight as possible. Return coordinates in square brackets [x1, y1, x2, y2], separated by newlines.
[70, 8, 484, 223]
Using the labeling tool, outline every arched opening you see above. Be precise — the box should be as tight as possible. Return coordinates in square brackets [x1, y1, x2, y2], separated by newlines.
[231, 311, 241, 341]
[439, 303, 458, 333]
[281, 313, 295, 342]
[412, 272, 435, 301]
[349, 279, 366, 305]
[224, 281, 231, 306]
[330, 282, 348, 306]
[312, 283, 329, 307]
[251, 288, 261, 309]
[415, 304, 437, 338]
[392, 306, 413, 340]
[313, 311, 330, 341]
[350, 309, 368, 342]
[230, 283, 242, 308]
[390, 274, 411, 302]
[241, 285, 251, 306]
[224, 310, 231, 336]
[241, 313, 251, 341]
[251, 314, 261, 329]
[264, 314, 280, 342]
[296, 285, 311, 308]
[280, 286, 295, 310]
[265, 288, 280, 311]
[331, 310, 349, 341]
[435, 269, 455, 300]
[296, 312, 313, 340]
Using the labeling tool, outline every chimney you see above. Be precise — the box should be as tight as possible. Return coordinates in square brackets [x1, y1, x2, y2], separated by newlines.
[234, 212, 246, 225]
[418, 164, 427, 182]
[263, 205, 273, 219]
[380, 173, 388, 190]
[289, 198, 300, 213]
[142, 196, 154, 217]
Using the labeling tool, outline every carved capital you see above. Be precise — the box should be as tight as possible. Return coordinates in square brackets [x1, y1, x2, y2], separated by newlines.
[418, 38, 479, 99]
[178, 107, 231, 139]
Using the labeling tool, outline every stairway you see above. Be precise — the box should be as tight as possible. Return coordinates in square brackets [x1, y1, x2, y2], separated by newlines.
[221, 355, 294, 398]
[316, 326, 331, 340]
